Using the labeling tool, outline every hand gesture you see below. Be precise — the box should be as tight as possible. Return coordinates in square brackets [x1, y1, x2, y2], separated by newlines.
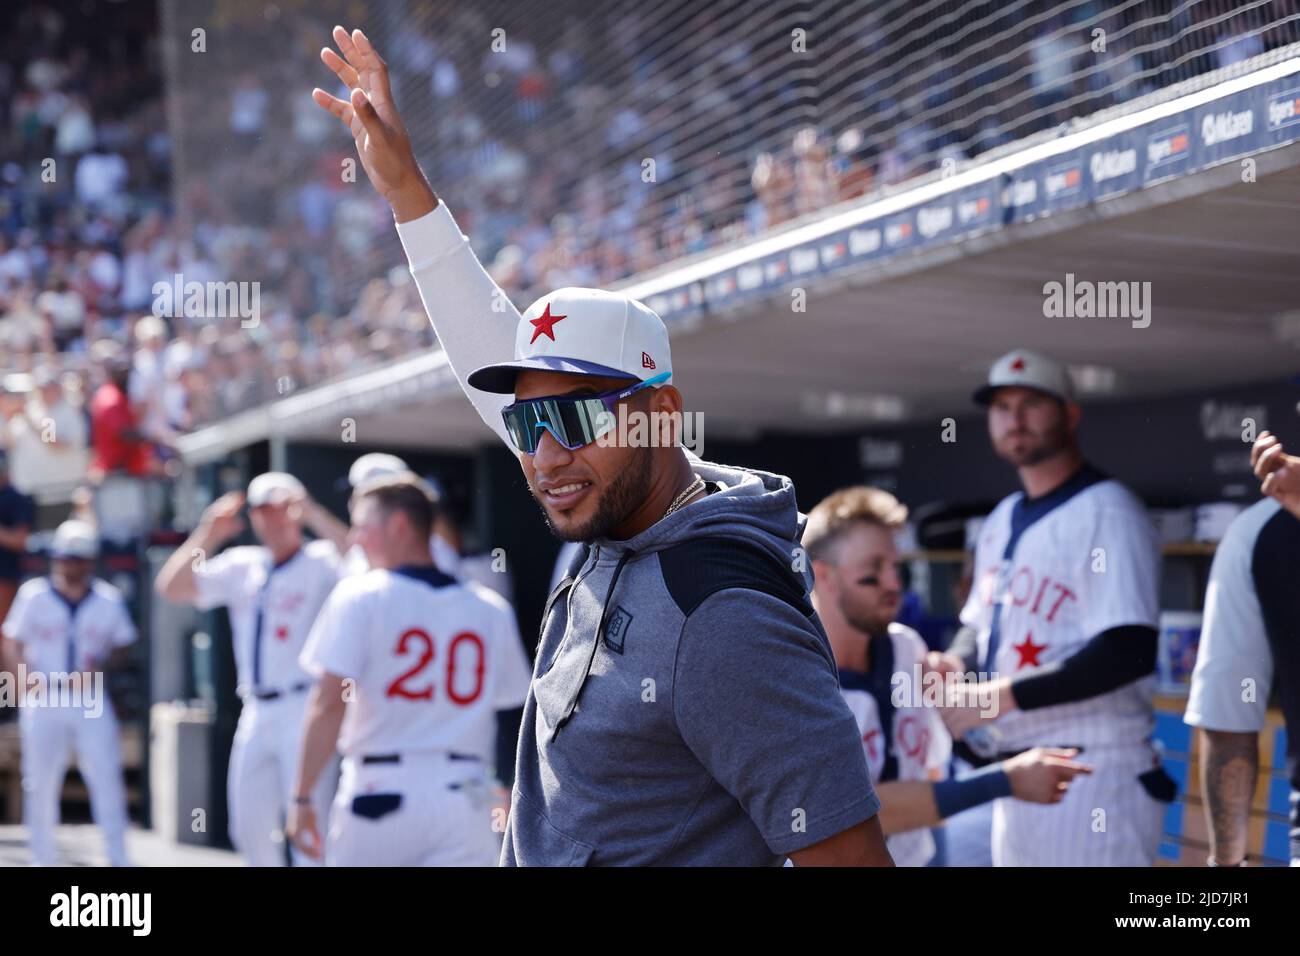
[1251, 431, 1300, 519]
[1002, 747, 1092, 803]
[313, 26, 436, 221]
[198, 491, 246, 546]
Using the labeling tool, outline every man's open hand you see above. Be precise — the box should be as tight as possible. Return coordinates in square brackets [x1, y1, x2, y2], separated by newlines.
[313, 25, 437, 222]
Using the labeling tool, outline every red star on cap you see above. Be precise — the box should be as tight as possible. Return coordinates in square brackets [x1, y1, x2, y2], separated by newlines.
[1009, 356, 1026, 372]
[1013, 633, 1047, 669]
[529, 304, 567, 344]
[275, 625, 289, 641]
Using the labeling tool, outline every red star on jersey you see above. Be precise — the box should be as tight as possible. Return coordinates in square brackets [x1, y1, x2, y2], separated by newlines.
[1012, 633, 1046, 668]
[529, 304, 567, 344]
[275, 625, 289, 641]
[1010, 356, 1026, 372]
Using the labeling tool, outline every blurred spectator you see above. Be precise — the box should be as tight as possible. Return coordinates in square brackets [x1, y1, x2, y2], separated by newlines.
[1217, 23, 1267, 70]
[2, 367, 87, 521]
[0, 447, 34, 623]
[128, 314, 170, 447]
[88, 349, 153, 481]
[751, 152, 794, 230]
[1029, 15, 1078, 115]
[1, 0, 1296, 452]
[792, 127, 838, 218]
[74, 142, 129, 209]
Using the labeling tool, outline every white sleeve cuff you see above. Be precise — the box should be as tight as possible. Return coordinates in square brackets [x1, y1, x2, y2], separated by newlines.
[1183, 707, 1267, 733]
[395, 202, 466, 272]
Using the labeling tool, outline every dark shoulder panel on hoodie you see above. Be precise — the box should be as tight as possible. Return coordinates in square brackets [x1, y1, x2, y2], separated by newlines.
[658, 536, 813, 619]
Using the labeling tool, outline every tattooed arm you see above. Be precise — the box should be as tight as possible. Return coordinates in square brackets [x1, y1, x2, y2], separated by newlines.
[1200, 729, 1258, 865]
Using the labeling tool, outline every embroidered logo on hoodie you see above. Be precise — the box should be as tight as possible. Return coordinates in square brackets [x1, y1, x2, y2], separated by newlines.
[604, 606, 633, 653]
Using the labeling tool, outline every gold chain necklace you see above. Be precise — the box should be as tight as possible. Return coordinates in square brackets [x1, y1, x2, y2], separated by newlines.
[663, 476, 706, 520]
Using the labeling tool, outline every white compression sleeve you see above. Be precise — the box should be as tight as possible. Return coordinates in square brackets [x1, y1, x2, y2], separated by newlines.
[395, 203, 520, 448]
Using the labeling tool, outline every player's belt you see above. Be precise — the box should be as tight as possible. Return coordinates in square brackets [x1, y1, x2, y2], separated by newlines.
[252, 681, 312, 701]
[360, 751, 481, 765]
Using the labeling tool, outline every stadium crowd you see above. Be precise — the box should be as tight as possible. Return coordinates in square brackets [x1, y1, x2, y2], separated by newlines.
[0, 0, 1296, 514]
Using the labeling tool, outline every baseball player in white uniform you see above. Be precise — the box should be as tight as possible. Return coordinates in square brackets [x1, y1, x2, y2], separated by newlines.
[926, 350, 1173, 866]
[339, 453, 459, 578]
[340, 453, 515, 602]
[288, 472, 531, 866]
[805, 486, 1092, 866]
[1181, 429, 1300, 867]
[153, 472, 342, 866]
[1, 521, 135, 866]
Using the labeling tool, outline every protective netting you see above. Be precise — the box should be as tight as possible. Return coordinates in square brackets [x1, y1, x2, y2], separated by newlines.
[161, 0, 1300, 333]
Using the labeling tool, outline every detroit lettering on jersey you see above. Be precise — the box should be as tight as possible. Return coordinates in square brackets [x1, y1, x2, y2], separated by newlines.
[962, 473, 1160, 751]
[838, 623, 950, 867]
[299, 565, 531, 761]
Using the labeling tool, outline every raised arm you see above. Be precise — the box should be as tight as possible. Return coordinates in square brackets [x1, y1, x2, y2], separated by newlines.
[313, 26, 520, 446]
[154, 491, 245, 605]
[295, 489, 350, 556]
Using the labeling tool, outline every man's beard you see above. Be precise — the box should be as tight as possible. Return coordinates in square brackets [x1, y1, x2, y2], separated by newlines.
[56, 568, 91, 589]
[1000, 419, 1070, 467]
[537, 443, 654, 543]
[842, 596, 894, 639]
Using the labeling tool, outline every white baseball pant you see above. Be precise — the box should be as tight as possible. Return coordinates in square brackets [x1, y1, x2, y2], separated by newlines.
[227, 691, 336, 866]
[21, 701, 129, 867]
[326, 752, 501, 867]
[992, 742, 1166, 866]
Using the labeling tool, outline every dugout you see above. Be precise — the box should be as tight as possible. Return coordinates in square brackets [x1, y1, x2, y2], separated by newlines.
[171, 57, 1300, 863]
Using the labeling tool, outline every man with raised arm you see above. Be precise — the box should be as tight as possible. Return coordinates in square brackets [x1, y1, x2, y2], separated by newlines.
[310, 26, 891, 867]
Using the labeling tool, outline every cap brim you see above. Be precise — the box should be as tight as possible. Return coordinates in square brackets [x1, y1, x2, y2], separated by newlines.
[973, 383, 1070, 407]
[248, 493, 297, 508]
[467, 357, 640, 394]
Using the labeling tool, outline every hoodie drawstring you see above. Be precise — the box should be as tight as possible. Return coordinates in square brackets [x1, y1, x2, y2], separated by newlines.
[558, 548, 635, 729]
[596, 550, 634, 649]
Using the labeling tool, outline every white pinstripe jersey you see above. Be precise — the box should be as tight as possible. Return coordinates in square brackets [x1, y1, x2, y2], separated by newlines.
[839, 624, 951, 867]
[961, 477, 1160, 751]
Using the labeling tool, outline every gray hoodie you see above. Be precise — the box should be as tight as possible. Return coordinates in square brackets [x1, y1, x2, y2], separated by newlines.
[501, 456, 881, 866]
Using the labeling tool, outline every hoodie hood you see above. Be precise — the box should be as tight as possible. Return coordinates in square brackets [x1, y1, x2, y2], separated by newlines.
[594, 456, 810, 592]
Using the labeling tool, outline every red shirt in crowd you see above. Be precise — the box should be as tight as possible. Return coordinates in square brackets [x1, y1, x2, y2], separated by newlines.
[89, 382, 152, 476]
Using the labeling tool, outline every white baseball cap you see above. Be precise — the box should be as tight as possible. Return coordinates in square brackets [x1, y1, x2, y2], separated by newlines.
[467, 287, 672, 394]
[50, 520, 98, 560]
[246, 472, 305, 507]
[348, 452, 409, 488]
[973, 349, 1075, 406]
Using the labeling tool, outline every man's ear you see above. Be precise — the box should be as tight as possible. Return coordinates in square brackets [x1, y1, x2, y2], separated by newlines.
[811, 558, 838, 598]
[649, 386, 684, 446]
[1064, 400, 1083, 435]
